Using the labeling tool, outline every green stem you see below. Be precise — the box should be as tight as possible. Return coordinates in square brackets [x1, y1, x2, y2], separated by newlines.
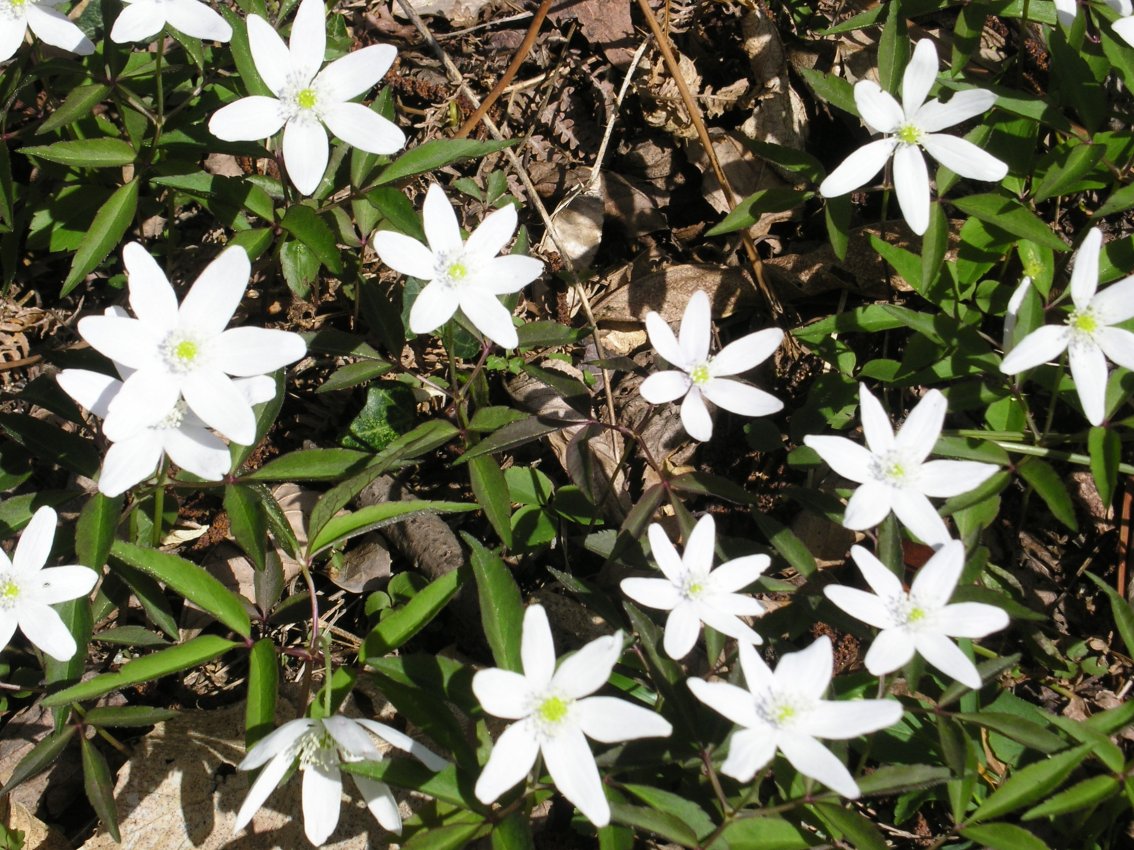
[151, 460, 168, 548]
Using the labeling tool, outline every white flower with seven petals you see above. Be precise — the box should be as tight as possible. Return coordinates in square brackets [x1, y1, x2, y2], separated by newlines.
[110, 0, 231, 44]
[1000, 227, 1134, 426]
[825, 541, 1009, 689]
[819, 39, 1007, 235]
[235, 714, 447, 847]
[473, 605, 672, 827]
[687, 637, 903, 799]
[371, 184, 545, 350]
[621, 515, 768, 660]
[76, 242, 306, 448]
[0, 507, 98, 662]
[639, 290, 783, 442]
[0, 0, 94, 63]
[209, 0, 404, 196]
[803, 385, 999, 546]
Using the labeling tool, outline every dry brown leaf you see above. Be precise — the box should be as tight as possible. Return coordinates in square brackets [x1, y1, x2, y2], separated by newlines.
[549, 0, 635, 68]
[591, 264, 756, 324]
[539, 182, 605, 270]
[9, 801, 71, 850]
[685, 130, 794, 238]
[396, 0, 497, 26]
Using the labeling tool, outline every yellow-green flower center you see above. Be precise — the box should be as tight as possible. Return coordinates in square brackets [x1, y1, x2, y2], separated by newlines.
[688, 581, 704, 596]
[537, 696, 569, 724]
[774, 704, 796, 724]
[447, 261, 468, 281]
[174, 340, 198, 362]
[0, 577, 20, 610]
[297, 729, 337, 770]
[897, 124, 922, 145]
[297, 88, 318, 110]
[907, 606, 926, 623]
[690, 363, 711, 386]
[10, 0, 26, 8]
[1069, 309, 1099, 336]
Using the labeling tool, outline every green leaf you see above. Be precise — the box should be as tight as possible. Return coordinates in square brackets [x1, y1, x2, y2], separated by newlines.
[455, 414, 582, 464]
[151, 172, 275, 222]
[608, 802, 698, 847]
[92, 625, 169, 646]
[1033, 142, 1106, 202]
[341, 760, 477, 810]
[0, 141, 13, 228]
[462, 532, 523, 672]
[1017, 458, 1078, 531]
[490, 810, 535, 850]
[281, 204, 343, 274]
[952, 711, 1067, 754]
[360, 568, 463, 659]
[43, 635, 237, 707]
[1087, 426, 1119, 506]
[316, 359, 394, 394]
[108, 561, 180, 639]
[0, 413, 100, 476]
[1021, 774, 1119, 820]
[950, 193, 1068, 252]
[960, 823, 1049, 850]
[245, 638, 278, 747]
[854, 764, 952, 796]
[751, 509, 816, 577]
[63, 178, 140, 295]
[373, 139, 517, 186]
[279, 239, 319, 298]
[307, 500, 476, 557]
[224, 484, 267, 571]
[1083, 572, 1134, 658]
[401, 821, 486, 850]
[468, 406, 529, 433]
[468, 454, 513, 548]
[21, 138, 136, 168]
[239, 448, 372, 482]
[921, 201, 949, 294]
[705, 188, 810, 237]
[622, 785, 715, 840]
[110, 540, 252, 638]
[81, 737, 120, 842]
[75, 492, 122, 571]
[970, 744, 1090, 822]
[0, 727, 76, 796]
[82, 706, 177, 727]
[515, 320, 587, 350]
[810, 802, 886, 850]
[713, 816, 811, 850]
[797, 66, 856, 115]
[877, 0, 909, 94]
[38, 84, 111, 135]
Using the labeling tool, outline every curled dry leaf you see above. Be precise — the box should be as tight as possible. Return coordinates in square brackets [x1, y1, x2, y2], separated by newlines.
[591, 263, 756, 324]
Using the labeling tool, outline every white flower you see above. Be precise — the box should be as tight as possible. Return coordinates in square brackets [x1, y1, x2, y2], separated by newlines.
[208, 0, 404, 196]
[687, 637, 902, 798]
[819, 39, 1007, 235]
[0, 0, 94, 63]
[1000, 227, 1134, 426]
[371, 184, 544, 350]
[639, 290, 783, 442]
[57, 324, 276, 496]
[76, 242, 306, 447]
[235, 714, 447, 846]
[110, 0, 231, 43]
[825, 541, 1008, 690]
[473, 604, 672, 827]
[803, 385, 999, 546]
[0, 507, 98, 662]
[621, 515, 768, 660]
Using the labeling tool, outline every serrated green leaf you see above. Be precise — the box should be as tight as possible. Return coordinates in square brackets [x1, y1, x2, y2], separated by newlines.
[705, 188, 810, 237]
[1083, 572, 1134, 659]
[608, 802, 698, 847]
[713, 816, 810, 850]
[0, 727, 76, 796]
[960, 823, 1049, 850]
[82, 706, 177, 727]
[75, 492, 122, 571]
[342, 761, 477, 810]
[1087, 426, 1119, 506]
[468, 453, 512, 548]
[38, 84, 111, 135]
[810, 802, 886, 850]
[1021, 774, 1119, 820]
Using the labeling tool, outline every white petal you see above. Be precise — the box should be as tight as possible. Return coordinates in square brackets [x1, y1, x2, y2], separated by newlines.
[639, 370, 691, 404]
[99, 433, 164, 496]
[892, 143, 931, 236]
[474, 721, 539, 804]
[737, 641, 775, 697]
[479, 255, 544, 295]
[109, 1, 164, 43]
[720, 729, 776, 782]
[104, 369, 181, 439]
[680, 388, 713, 442]
[648, 524, 685, 585]
[702, 378, 782, 417]
[352, 719, 448, 771]
[920, 134, 1008, 182]
[914, 89, 998, 132]
[695, 603, 764, 646]
[802, 436, 875, 483]
[864, 627, 916, 675]
[683, 514, 715, 578]
[620, 577, 680, 611]
[891, 491, 950, 546]
[645, 311, 687, 369]
[914, 631, 982, 689]
[209, 96, 286, 141]
[322, 102, 404, 155]
[934, 602, 1009, 638]
[849, 545, 905, 600]
[164, 0, 231, 40]
[1091, 276, 1134, 325]
[773, 636, 832, 700]
[473, 669, 533, 719]
[687, 678, 760, 728]
[122, 243, 179, 331]
[1068, 341, 1109, 426]
[1000, 325, 1070, 373]
[352, 775, 401, 833]
[19, 604, 77, 661]
[0, 19, 26, 63]
[842, 480, 895, 531]
[25, 4, 93, 53]
[240, 719, 316, 769]
[778, 732, 860, 798]
[314, 43, 396, 102]
[464, 203, 518, 261]
[542, 727, 609, 827]
[553, 632, 621, 699]
[908, 540, 963, 605]
[679, 290, 712, 364]
[902, 40, 939, 118]
[283, 119, 329, 196]
[235, 374, 277, 405]
[14, 507, 57, 574]
[1114, 15, 1134, 48]
[895, 388, 946, 462]
[799, 698, 903, 740]
[246, 15, 291, 96]
[56, 369, 120, 420]
[215, 327, 306, 376]
[322, 715, 383, 762]
[235, 750, 294, 831]
[853, 81, 903, 134]
[458, 287, 518, 349]
[818, 138, 897, 198]
[917, 459, 998, 498]
[710, 328, 783, 377]
[78, 315, 161, 372]
[182, 368, 256, 444]
[302, 763, 342, 846]
[408, 281, 458, 335]
[858, 383, 895, 453]
[662, 602, 701, 659]
[1070, 228, 1103, 310]
[709, 555, 770, 593]
[825, 586, 894, 630]
[1054, 0, 1078, 26]
[423, 184, 462, 255]
[521, 604, 556, 689]
[1095, 326, 1134, 371]
[288, 0, 326, 81]
[576, 696, 672, 743]
[372, 231, 437, 281]
[0, 613, 16, 655]
[162, 426, 231, 480]
[179, 245, 250, 336]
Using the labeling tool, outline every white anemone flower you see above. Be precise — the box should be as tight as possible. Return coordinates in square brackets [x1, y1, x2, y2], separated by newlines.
[0, 0, 94, 63]
[688, 637, 903, 798]
[110, 0, 231, 43]
[825, 541, 1009, 689]
[621, 515, 768, 660]
[371, 184, 545, 349]
[76, 242, 306, 447]
[208, 0, 404, 196]
[235, 714, 447, 846]
[803, 385, 999, 546]
[1000, 227, 1134, 426]
[639, 290, 783, 442]
[473, 604, 673, 827]
[819, 39, 1007, 235]
[0, 507, 98, 662]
